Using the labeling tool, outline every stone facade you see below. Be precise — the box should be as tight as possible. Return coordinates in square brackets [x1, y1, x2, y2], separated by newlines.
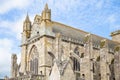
[8, 4, 120, 80]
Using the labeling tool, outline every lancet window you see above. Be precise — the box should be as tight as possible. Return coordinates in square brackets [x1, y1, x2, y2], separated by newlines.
[73, 46, 80, 71]
[29, 46, 39, 74]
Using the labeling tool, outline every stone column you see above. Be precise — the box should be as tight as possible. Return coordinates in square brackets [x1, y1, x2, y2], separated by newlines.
[11, 54, 18, 78]
[84, 34, 93, 80]
[55, 33, 62, 61]
[20, 45, 27, 73]
[100, 39, 110, 80]
[114, 46, 120, 80]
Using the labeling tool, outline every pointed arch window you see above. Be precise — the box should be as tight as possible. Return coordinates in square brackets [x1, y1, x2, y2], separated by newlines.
[29, 46, 39, 74]
[72, 46, 81, 80]
[73, 46, 80, 71]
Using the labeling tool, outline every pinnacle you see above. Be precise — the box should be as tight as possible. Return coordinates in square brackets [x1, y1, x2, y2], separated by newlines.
[25, 13, 30, 22]
[44, 3, 48, 10]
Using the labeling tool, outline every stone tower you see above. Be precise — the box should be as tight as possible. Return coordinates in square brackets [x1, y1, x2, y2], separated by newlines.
[111, 30, 120, 43]
[22, 14, 31, 43]
[20, 14, 31, 73]
[11, 54, 18, 78]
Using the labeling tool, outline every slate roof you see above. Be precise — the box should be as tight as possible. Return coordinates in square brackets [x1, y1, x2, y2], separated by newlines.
[52, 21, 119, 51]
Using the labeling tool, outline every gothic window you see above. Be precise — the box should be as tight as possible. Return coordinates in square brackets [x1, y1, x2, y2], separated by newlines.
[73, 46, 80, 71]
[29, 46, 39, 74]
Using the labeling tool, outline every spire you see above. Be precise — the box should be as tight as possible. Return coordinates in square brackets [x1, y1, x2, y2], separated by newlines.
[25, 13, 30, 22]
[23, 12, 31, 32]
[44, 3, 48, 10]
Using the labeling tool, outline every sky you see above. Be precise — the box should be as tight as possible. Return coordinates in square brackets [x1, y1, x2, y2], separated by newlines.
[0, 0, 120, 78]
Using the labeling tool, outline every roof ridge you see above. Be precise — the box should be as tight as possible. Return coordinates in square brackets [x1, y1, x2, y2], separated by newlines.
[52, 21, 120, 45]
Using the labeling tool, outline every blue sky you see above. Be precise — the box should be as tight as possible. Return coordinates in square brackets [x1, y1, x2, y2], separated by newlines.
[0, 0, 120, 78]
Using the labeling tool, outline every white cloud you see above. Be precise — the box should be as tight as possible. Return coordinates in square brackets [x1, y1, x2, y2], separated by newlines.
[0, 12, 35, 78]
[0, 15, 25, 40]
[11, 18, 24, 40]
[0, 38, 13, 76]
[0, 0, 31, 14]
[0, 14, 35, 40]
[0, 38, 21, 77]
[0, 14, 34, 78]
[48, 0, 80, 12]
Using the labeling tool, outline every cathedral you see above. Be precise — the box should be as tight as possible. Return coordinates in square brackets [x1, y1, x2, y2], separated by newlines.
[7, 4, 120, 80]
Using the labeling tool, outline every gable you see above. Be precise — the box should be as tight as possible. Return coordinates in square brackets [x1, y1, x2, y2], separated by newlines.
[49, 62, 60, 80]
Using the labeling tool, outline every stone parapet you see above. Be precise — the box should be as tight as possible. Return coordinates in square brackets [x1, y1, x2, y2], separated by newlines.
[111, 30, 120, 36]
